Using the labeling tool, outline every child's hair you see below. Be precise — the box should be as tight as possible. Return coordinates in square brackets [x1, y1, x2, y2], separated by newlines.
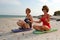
[26, 8, 31, 13]
[42, 5, 49, 12]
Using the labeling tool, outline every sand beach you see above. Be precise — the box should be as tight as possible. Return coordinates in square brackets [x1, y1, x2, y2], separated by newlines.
[0, 16, 60, 40]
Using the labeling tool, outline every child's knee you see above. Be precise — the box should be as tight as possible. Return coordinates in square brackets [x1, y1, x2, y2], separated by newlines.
[17, 22, 19, 25]
[44, 26, 50, 30]
[33, 25, 36, 29]
[17, 22, 20, 26]
[17, 21, 22, 26]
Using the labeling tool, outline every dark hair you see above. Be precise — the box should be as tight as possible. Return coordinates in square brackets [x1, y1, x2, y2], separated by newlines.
[26, 8, 31, 13]
[42, 5, 49, 12]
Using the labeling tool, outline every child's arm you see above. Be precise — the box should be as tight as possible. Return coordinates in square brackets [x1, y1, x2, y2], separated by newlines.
[45, 14, 50, 22]
[33, 20, 41, 23]
[28, 15, 42, 23]
[47, 14, 50, 22]
[28, 15, 33, 23]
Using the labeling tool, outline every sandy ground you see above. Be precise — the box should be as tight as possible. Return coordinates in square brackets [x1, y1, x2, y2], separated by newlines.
[0, 17, 60, 40]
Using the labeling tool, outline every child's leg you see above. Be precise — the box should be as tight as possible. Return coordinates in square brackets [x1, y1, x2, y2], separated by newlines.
[42, 25, 50, 31]
[17, 20, 24, 27]
[23, 22, 30, 28]
[17, 20, 30, 29]
[33, 25, 50, 31]
[33, 25, 43, 31]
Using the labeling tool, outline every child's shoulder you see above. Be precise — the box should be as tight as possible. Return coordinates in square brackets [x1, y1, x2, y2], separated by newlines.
[29, 15, 33, 17]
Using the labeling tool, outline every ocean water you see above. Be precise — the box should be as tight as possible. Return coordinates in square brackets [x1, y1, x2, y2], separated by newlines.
[0, 15, 60, 20]
[0, 15, 25, 18]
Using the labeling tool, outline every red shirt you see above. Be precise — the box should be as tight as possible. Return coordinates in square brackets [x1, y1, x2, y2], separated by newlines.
[40, 16, 51, 28]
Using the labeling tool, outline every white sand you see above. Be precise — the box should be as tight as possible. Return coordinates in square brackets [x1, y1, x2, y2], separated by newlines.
[0, 17, 60, 40]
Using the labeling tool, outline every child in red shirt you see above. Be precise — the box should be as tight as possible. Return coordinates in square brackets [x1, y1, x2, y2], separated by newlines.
[33, 5, 51, 31]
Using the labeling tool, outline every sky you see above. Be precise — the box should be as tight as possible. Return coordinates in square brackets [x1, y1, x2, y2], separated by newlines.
[0, 0, 60, 16]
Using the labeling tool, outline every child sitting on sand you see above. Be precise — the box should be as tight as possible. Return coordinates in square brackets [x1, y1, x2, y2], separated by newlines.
[17, 8, 33, 30]
[33, 5, 51, 31]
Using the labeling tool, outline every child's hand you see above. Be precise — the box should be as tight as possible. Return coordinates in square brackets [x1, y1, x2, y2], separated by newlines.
[45, 19, 50, 23]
